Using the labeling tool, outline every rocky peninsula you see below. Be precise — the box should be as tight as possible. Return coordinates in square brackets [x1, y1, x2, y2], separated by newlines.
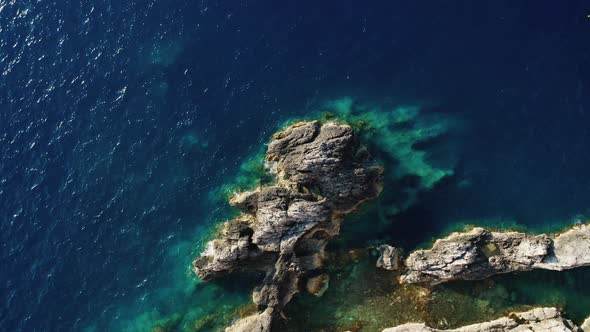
[193, 120, 382, 330]
[400, 224, 590, 285]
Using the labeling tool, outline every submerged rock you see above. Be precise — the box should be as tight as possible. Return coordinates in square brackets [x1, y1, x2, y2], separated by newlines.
[193, 121, 382, 330]
[305, 274, 330, 297]
[401, 224, 590, 285]
[382, 307, 580, 332]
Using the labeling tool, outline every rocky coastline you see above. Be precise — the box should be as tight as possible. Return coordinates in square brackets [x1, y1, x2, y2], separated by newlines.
[193, 115, 590, 332]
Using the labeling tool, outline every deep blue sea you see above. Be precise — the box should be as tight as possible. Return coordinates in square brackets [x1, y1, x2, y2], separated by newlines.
[2, 1, 590, 331]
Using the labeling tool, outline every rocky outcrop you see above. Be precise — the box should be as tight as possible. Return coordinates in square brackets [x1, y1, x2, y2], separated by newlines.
[382, 307, 581, 332]
[400, 228, 550, 285]
[225, 308, 274, 332]
[401, 224, 590, 285]
[193, 121, 382, 331]
[376, 244, 402, 271]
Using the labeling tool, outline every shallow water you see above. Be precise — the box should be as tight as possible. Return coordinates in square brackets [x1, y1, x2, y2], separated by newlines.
[286, 255, 590, 331]
[2, 1, 590, 331]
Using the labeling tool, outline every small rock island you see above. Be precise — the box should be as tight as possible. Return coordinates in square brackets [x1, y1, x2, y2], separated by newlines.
[193, 120, 382, 330]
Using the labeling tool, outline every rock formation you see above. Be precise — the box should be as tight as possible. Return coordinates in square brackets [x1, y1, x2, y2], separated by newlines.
[225, 308, 274, 332]
[401, 224, 590, 285]
[382, 307, 581, 332]
[193, 121, 382, 331]
[376, 244, 402, 271]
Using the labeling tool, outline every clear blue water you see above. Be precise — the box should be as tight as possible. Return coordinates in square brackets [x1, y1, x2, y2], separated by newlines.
[2, 1, 590, 331]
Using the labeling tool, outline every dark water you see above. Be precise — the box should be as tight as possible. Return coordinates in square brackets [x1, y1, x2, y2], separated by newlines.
[2, 1, 590, 331]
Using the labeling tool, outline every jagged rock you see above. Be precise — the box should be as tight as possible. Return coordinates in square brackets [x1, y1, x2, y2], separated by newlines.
[401, 224, 590, 285]
[400, 228, 550, 285]
[376, 244, 401, 271]
[193, 120, 382, 329]
[382, 307, 581, 332]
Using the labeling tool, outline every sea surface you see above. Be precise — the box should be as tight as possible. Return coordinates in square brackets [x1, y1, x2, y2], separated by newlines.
[2, 1, 590, 331]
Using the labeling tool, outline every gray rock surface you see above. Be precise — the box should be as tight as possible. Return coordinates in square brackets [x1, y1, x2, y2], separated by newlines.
[540, 224, 590, 270]
[376, 244, 402, 271]
[382, 307, 581, 332]
[225, 308, 274, 332]
[193, 121, 382, 330]
[401, 224, 590, 285]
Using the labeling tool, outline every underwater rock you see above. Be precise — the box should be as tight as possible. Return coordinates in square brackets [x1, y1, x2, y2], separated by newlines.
[305, 274, 330, 297]
[401, 224, 590, 285]
[193, 121, 382, 330]
[382, 307, 580, 332]
[376, 244, 401, 271]
[581, 316, 590, 331]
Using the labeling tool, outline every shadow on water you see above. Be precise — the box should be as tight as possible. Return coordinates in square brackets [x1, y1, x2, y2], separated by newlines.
[338, 141, 590, 253]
